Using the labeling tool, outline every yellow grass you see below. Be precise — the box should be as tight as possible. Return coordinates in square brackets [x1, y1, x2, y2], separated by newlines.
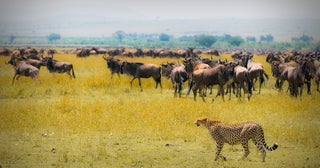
[0, 53, 319, 167]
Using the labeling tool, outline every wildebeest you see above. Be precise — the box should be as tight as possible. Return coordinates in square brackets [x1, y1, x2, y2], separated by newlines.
[76, 48, 90, 57]
[233, 65, 252, 100]
[7, 56, 39, 85]
[103, 55, 123, 79]
[161, 62, 178, 79]
[314, 60, 320, 92]
[43, 56, 76, 79]
[170, 65, 188, 97]
[280, 65, 304, 97]
[120, 61, 162, 91]
[242, 56, 268, 94]
[183, 58, 210, 85]
[0, 48, 10, 56]
[187, 64, 234, 102]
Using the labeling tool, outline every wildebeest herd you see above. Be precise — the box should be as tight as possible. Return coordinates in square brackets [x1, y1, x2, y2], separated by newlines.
[4, 47, 75, 84]
[2, 47, 320, 100]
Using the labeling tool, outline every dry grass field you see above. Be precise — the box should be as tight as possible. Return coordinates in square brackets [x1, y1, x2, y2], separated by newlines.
[0, 52, 319, 167]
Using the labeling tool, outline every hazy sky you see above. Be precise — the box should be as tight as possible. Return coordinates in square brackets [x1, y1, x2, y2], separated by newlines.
[1, 0, 319, 22]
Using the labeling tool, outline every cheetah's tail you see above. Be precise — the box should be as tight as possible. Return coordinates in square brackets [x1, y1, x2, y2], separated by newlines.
[264, 141, 278, 151]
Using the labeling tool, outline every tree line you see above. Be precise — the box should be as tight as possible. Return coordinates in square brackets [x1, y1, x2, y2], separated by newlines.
[1, 31, 319, 50]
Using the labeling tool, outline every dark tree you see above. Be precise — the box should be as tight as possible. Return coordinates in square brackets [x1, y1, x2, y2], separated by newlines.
[9, 35, 16, 44]
[178, 36, 195, 41]
[228, 36, 244, 46]
[246, 36, 256, 42]
[194, 35, 217, 47]
[260, 34, 274, 42]
[47, 33, 61, 42]
[159, 33, 170, 41]
[292, 34, 314, 43]
[113, 30, 126, 42]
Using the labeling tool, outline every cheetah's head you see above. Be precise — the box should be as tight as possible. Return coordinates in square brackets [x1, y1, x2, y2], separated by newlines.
[194, 117, 208, 127]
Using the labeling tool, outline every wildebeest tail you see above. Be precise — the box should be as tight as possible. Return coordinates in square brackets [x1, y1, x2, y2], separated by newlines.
[264, 70, 269, 80]
[259, 70, 265, 84]
[246, 73, 252, 95]
[157, 66, 162, 82]
[186, 75, 194, 96]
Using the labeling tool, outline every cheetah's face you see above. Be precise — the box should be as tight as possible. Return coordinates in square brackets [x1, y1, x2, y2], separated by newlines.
[194, 117, 208, 127]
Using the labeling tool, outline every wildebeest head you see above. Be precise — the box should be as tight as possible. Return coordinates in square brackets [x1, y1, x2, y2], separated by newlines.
[223, 63, 235, 82]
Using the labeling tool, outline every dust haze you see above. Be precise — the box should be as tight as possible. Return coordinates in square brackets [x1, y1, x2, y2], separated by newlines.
[0, 0, 319, 41]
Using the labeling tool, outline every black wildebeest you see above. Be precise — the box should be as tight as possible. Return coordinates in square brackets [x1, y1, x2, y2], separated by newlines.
[43, 56, 76, 79]
[7, 56, 39, 85]
[170, 65, 188, 97]
[103, 55, 123, 79]
[187, 64, 234, 102]
[120, 61, 162, 91]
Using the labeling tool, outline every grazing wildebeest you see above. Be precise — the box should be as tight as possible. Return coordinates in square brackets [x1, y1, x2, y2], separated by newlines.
[243, 56, 268, 94]
[43, 56, 76, 79]
[103, 55, 123, 79]
[187, 64, 234, 102]
[170, 65, 188, 97]
[121, 61, 162, 91]
[7, 56, 39, 85]
[233, 65, 252, 100]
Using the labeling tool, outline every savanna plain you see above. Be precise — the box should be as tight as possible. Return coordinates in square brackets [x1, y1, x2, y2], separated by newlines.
[0, 51, 319, 168]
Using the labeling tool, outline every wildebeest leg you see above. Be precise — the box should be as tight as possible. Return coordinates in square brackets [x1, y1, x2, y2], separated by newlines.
[251, 78, 256, 91]
[137, 78, 143, 91]
[173, 83, 177, 97]
[304, 79, 311, 94]
[67, 71, 72, 79]
[178, 83, 182, 97]
[192, 88, 197, 101]
[12, 73, 18, 85]
[213, 85, 224, 102]
[259, 79, 262, 94]
[220, 85, 225, 102]
[71, 67, 76, 78]
[110, 72, 114, 79]
[199, 88, 206, 102]
[130, 77, 136, 87]
[275, 79, 280, 88]
[154, 77, 162, 89]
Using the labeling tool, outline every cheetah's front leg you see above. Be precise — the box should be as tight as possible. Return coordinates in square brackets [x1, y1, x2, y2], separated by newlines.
[215, 143, 226, 161]
[240, 139, 250, 160]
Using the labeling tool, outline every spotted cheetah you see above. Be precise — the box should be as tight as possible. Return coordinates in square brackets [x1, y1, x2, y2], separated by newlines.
[194, 117, 278, 162]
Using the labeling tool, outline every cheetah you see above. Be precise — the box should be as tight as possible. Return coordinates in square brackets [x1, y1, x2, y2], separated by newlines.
[194, 117, 278, 162]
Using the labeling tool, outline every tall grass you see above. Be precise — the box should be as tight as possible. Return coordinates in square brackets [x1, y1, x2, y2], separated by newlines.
[0, 53, 319, 167]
